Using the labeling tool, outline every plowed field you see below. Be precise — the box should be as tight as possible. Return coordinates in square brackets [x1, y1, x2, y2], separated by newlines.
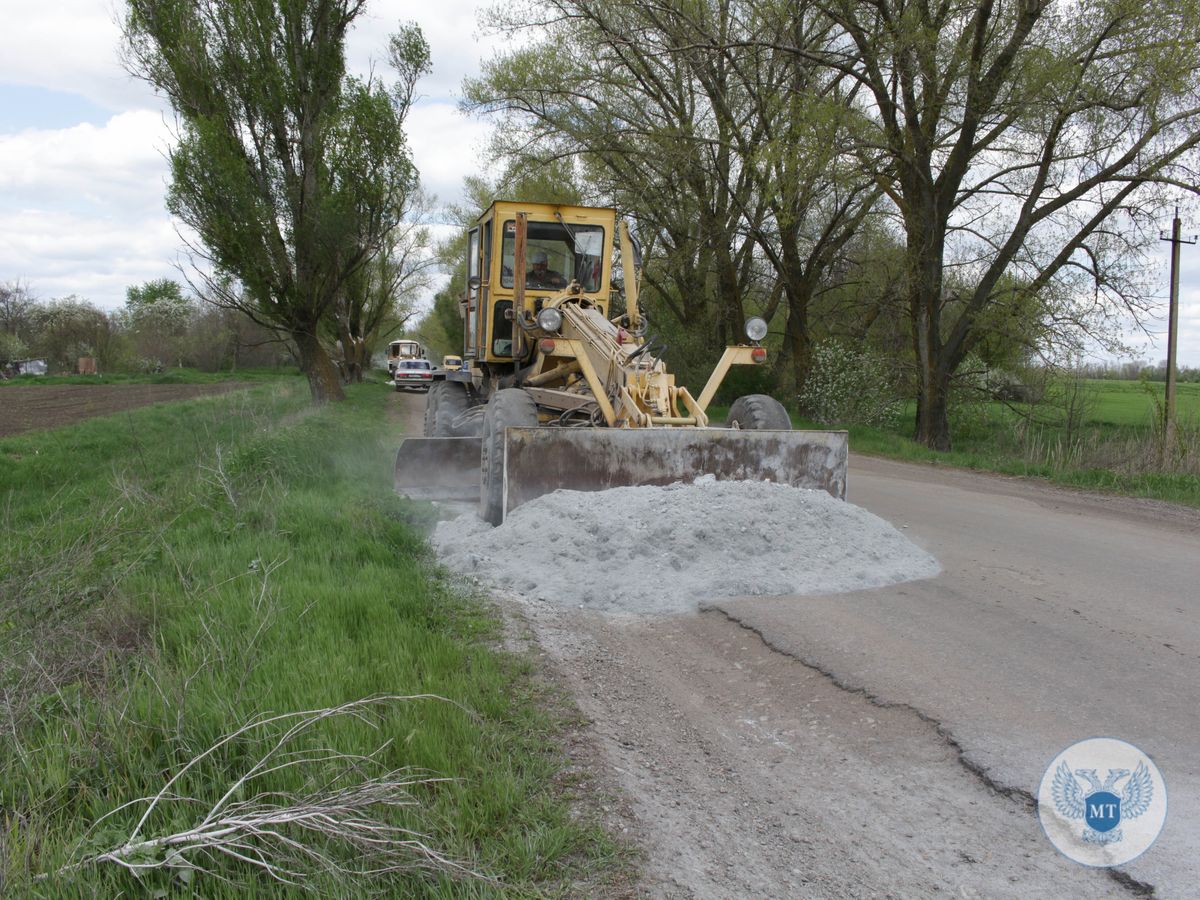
[0, 383, 252, 437]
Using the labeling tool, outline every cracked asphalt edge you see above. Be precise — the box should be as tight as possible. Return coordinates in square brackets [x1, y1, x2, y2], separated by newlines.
[703, 604, 1157, 898]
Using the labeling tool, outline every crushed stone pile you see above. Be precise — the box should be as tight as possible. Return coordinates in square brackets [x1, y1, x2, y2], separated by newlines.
[432, 477, 940, 615]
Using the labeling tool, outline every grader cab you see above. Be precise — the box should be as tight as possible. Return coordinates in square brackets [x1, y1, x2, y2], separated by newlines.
[396, 201, 847, 523]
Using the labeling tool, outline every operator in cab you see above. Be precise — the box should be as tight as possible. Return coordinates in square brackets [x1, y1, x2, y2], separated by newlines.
[527, 249, 567, 289]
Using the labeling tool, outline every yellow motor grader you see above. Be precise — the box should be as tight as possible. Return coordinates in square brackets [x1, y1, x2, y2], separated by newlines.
[395, 201, 847, 523]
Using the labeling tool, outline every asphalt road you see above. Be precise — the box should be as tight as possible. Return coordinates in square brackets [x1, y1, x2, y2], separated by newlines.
[399, 389, 1198, 895]
[717, 455, 1199, 895]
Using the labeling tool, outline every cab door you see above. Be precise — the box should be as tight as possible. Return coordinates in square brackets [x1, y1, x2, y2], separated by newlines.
[465, 227, 480, 359]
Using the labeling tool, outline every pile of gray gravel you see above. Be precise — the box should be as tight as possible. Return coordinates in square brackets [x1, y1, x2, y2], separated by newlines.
[432, 478, 940, 615]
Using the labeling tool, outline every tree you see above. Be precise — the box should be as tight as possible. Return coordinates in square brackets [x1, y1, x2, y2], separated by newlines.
[0, 280, 36, 341]
[814, 0, 1200, 448]
[28, 297, 118, 372]
[329, 189, 436, 382]
[464, 0, 883, 392]
[411, 284, 465, 364]
[0, 333, 27, 370]
[124, 278, 195, 367]
[122, 1, 429, 402]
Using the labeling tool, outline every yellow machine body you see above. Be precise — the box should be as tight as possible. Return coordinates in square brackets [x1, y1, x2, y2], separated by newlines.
[395, 201, 848, 522]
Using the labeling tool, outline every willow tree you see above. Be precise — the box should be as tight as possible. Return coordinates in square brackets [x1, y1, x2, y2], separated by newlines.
[123, 1, 428, 401]
[816, 0, 1200, 448]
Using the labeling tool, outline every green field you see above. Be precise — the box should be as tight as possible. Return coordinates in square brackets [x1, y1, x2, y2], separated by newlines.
[769, 378, 1200, 508]
[0, 381, 620, 896]
[1084, 379, 1200, 427]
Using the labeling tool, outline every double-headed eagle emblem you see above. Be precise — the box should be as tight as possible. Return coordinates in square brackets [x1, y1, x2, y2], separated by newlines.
[1052, 760, 1154, 845]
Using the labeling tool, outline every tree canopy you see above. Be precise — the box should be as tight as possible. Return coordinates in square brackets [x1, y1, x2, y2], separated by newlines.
[465, 0, 1200, 447]
[123, 0, 429, 401]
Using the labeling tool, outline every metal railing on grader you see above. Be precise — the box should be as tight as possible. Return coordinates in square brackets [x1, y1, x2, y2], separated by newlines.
[395, 201, 847, 523]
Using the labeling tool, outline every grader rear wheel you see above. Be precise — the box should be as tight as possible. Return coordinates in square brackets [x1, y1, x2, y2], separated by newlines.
[423, 381, 447, 436]
[435, 382, 474, 437]
[480, 389, 539, 525]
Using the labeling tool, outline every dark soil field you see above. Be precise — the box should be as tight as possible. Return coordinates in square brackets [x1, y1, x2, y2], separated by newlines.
[0, 383, 252, 437]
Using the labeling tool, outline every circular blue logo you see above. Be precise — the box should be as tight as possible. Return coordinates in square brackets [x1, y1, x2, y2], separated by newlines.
[1038, 738, 1166, 867]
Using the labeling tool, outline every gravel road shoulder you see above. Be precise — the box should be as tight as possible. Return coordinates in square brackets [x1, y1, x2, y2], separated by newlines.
[512, 598, 1125, 898]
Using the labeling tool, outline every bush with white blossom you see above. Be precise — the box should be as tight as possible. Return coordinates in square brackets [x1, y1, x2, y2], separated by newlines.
[799, 340, 902, 427]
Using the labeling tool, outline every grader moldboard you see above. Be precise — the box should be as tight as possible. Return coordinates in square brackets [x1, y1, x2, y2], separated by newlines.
[395, 201, 848, 524]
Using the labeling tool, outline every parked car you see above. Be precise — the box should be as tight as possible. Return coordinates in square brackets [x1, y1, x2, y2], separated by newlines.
[393, 358, 434, 392]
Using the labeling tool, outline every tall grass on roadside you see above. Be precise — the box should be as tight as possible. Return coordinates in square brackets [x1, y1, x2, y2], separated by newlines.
[0, 382, 617, 896]
[821, 413, 1200, 508]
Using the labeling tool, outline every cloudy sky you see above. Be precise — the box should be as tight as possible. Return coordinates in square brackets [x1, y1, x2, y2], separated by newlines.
[0, 1, 494, 315]
[1, 2, 1197, 366]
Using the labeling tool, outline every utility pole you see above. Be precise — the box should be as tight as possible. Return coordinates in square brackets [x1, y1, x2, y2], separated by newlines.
[1159, 208, 1197, 455]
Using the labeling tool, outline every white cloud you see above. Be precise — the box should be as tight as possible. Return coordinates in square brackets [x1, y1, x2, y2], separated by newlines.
[0, 208, 182, 309]
[0, 110, 173, 212]
[0, 1, 160, 111]
[405, 103, 491, 205]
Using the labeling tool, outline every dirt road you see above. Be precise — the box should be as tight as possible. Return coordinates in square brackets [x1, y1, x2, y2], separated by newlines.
[0, 383, 253, 437]
[393, 393, 1197, 896]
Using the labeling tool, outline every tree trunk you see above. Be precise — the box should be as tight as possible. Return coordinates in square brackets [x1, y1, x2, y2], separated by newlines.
[906, 189, 952, 450]
[914, 364, 952, 450]
[352, 339, 368, 383]
[294, 330, 345, 402]
[782, 283, 811, 398]
[715, 240, 746, 346]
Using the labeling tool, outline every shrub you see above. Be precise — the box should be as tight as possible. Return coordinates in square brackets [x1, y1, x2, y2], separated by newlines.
[799, 340, 902, 427]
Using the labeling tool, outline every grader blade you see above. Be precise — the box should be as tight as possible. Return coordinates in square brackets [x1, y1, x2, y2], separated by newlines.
[394, 437, 482, 501]
[501, 427, 847, 519]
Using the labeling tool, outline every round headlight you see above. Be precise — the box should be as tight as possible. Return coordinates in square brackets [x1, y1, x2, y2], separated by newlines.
[744, 316, 768, 342]
[537, 307, 564, 333]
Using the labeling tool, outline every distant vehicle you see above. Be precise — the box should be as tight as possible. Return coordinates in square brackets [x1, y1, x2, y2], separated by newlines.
[442, 355, 464, 370]
[8, 358, 48, 376]
[393, 358, 434, 393]
[387, 340, 425, 377]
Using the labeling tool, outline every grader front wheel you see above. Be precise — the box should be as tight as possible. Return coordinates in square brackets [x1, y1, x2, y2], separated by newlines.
[480, 389, 539, 525]
[726, 394, 792, 430]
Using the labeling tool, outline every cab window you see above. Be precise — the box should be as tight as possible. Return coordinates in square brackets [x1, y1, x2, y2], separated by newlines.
[500, 221, 604, 292]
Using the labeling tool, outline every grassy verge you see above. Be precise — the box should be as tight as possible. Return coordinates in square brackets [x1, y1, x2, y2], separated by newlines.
[708, 397, 1200, 508]
[0, 367, 299, 386]
[0, 382, 618, 896]
[824, 419, 1200, 507]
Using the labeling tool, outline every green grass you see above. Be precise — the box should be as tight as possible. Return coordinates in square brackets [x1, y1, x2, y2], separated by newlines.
[1084, 379, 1200, 427]
[0, 366, 299, 386]
[842, 420, 1200, 506]
[0, 382, 620, 896]
[714, 379, 1200, 508]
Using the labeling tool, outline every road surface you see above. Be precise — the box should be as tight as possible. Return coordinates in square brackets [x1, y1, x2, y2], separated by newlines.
[527, 457, 1198, 897]
[396, 393, 1199, 896]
